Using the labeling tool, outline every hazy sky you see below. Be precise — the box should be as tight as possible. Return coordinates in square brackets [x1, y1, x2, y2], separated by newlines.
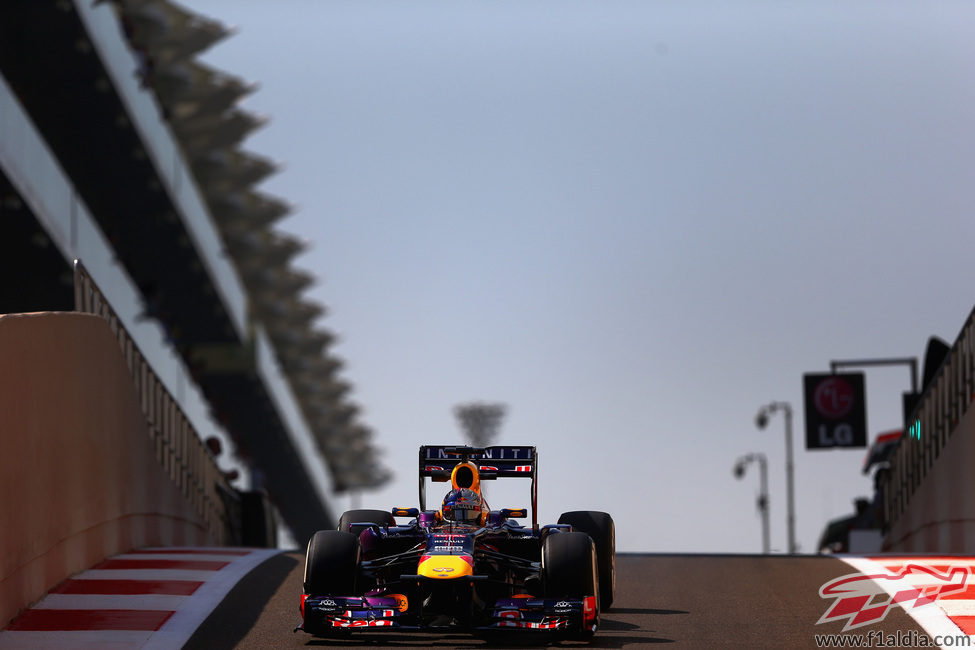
[188, 0, 975, 552]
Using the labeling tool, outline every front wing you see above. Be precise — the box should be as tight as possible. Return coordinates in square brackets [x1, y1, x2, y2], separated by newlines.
[300, 594, 597, 634]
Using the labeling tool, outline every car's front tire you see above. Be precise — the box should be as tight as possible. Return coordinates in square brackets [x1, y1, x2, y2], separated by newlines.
[558, 510, 616, 608]
[541, 531, 598, 639]
[303, 530, 360, 595]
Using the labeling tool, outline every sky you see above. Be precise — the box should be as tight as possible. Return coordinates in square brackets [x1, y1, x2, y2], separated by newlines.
[187, 0, 975, 553]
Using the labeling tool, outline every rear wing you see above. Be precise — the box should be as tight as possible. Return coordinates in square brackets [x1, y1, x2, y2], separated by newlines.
[418, 445, 538, 528]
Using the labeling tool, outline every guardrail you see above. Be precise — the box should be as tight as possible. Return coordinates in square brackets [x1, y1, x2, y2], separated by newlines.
[73, 260, 239, 543]
[886, 307, 975, 532]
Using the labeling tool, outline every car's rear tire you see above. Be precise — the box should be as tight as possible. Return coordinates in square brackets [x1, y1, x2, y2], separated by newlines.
[303, 530, 360, 595]
[337, 508, 396, 533]
[542, 531, 599, 639]
[558, 510, 616, 608]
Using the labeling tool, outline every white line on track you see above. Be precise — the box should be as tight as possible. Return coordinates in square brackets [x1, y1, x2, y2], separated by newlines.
[109, 553, 248, 563]
[33, 594, 189, 611]
[72, 569, 227, 582]
[933, 601, 975, 617]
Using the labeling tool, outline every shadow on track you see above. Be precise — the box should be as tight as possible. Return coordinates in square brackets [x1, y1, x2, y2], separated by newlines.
[302, 633, 675, 648]
[606, 608, 687, 616]
[184, 553, 301, 650]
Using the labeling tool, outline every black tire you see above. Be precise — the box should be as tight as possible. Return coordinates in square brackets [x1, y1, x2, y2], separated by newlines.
[542, 531, 599, 639]
[303, 530, 360, 595]
[337, 508, 396, 533]
[542, 531, 598, 598]
[559, 510, 616, 608]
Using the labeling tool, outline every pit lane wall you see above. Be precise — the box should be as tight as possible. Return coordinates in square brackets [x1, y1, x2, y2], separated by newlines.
[884, 308, 975, 552]
[0, 312, 215, 627]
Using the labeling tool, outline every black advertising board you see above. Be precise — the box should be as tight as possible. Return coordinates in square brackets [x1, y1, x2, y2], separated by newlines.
[803, 372, 867, 449]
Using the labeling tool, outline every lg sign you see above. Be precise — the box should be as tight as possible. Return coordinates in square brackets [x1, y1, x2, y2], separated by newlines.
[813, 376, 856, 419]
[803, 373, 867, 450]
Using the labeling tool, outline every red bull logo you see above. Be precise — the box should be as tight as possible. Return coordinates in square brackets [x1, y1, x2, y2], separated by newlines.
[818, 563, 969, 631]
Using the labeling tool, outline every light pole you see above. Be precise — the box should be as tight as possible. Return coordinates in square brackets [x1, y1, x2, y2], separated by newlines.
[454, 402, 507, 448]
[733, 453, 770, 554]
[755, 401, 797, 554]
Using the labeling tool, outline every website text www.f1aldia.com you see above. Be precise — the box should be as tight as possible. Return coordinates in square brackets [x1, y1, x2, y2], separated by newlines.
[814, 629, 971, 647]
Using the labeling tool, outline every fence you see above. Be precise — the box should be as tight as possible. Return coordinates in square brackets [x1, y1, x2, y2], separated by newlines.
[73, 260, 238, 543]
[886, 307, 975, 532]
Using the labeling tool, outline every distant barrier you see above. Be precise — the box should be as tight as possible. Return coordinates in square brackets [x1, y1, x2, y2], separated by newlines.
[73, 261, 239, 543]
[885, 307, 975, 549]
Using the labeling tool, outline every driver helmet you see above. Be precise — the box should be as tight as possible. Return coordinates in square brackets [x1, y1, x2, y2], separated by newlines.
[441, 488, 486, 525]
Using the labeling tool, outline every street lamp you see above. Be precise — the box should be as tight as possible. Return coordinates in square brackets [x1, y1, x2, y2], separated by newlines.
[755, 401, 797, 554]
[454, 402, 507, 448]
[733, 453, 770, 554]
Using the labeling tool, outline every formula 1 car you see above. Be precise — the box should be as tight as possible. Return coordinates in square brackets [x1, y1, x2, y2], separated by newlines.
[297, 445, 615, 640]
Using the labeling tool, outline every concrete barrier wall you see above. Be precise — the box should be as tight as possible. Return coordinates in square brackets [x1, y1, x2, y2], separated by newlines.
[884, 403, 975, 552]
[0, 312, 214, 626]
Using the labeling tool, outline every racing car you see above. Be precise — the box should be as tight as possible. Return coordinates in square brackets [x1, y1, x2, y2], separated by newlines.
[297, 445, 615, 640]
